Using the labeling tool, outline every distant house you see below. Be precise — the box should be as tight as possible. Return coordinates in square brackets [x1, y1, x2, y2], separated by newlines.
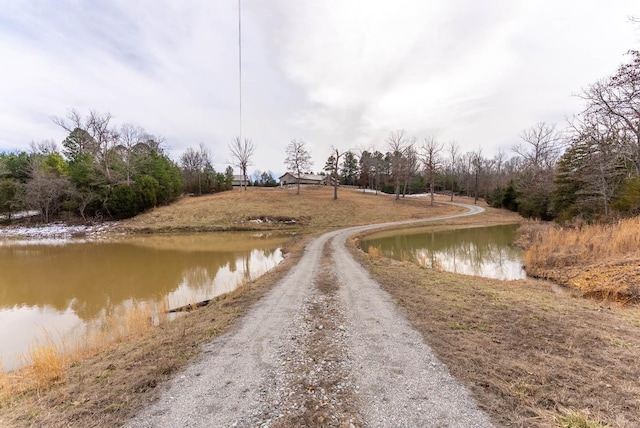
[232, 175, 248, 187]
[279, 172, 327, 186]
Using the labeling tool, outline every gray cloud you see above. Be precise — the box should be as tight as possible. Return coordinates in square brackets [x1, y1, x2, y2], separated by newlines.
[0, 0, 638, 174]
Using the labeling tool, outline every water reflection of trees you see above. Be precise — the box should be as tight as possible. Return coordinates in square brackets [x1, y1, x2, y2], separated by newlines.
[176, 249, 281, 302]
[363, 225, 525, 280]
[0, 242, 283, 320]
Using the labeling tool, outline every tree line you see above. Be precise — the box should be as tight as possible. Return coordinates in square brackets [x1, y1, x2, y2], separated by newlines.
[2, 50, 637, 224]
[295, 50, 640, 222]
[0, 110, 229, 222]
[0, 110, 284, 223]
[179, 139, 278, 195]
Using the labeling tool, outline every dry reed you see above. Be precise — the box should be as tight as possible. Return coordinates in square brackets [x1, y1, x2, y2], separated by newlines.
[367, 246, 382, 258]
[0, 331, 69, 397]
[416, 252, 442, 269]
[26, 339, 65, 394]
[0, 300, 162, 400]
[78, 301, 156, 357]
[525, 217, 640, 266]
[417, 252, 428, 268]
[524, 217, 640, 302]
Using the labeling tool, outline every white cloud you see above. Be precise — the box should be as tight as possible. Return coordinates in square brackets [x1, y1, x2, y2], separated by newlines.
[0, 0, 638, 173]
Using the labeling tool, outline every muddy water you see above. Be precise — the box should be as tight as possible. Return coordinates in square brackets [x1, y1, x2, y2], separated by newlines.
[361, 224, 526, 280]
[0, 232, 289, 371]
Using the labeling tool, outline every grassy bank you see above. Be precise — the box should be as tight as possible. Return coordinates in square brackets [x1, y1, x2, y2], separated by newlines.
[523, 217, 640, 303]
[118, 186, 460, 233]
[350, 236, 640, 427]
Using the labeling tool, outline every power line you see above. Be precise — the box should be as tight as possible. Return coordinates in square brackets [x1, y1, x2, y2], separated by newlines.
[238, 0, 242, 142]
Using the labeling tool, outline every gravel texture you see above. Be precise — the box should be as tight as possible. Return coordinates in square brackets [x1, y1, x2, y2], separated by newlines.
[126, 203, 494, 427]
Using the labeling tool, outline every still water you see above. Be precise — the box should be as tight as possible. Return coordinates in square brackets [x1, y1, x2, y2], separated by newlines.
[0, 232, 289, 370]
[361, 224, 526, 281]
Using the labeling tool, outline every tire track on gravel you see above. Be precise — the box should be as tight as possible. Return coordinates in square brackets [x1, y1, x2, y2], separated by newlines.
[127, 202, 492, 427]
[126, 231, 338, 427]
[329, 202, 494, 427]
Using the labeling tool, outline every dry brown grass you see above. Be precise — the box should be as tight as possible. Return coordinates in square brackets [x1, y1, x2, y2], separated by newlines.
[118, 186, 460, 233]
[366, 245, 382, 258]
[0, 302, 159, 409]
[22, 335, 66, 395]
[74, 302, 157, 360]
[524, 217, 640, 303]
[350, 239, 640, 427]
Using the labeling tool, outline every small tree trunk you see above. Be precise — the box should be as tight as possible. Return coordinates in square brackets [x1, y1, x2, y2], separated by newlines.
[430, 182, 435, 207]
[474, 171, 479, 204]
[450, 175, 454, 201]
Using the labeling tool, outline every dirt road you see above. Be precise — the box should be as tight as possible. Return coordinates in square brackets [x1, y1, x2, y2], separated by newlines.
[126, 203, 494, 427]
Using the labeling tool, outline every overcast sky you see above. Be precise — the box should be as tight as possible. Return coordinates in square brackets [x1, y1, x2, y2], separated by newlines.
[0, 1, 638, 175]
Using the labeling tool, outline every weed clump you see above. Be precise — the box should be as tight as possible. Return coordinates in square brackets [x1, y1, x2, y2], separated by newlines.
[523, 217, 640, 303]
[25, 336, 65, 394]
[367, 246, 382, 258]
[0, 300, 159, 402]
[557, 409, 606, 428]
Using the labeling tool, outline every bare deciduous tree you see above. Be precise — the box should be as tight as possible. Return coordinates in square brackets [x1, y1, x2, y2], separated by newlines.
[514, 122, 562, 171]
[566, 114, 627, 216]
[115, 124, 147, 184]
[458, 151, 475, 198]
[447, 141, 459, 201]
[87, 111, 117, 182]
[493, 148, 506, 190]
[329, 147, 343, 200]
[180, 143, 212, 195]
[53, 109, 118, 181]
[386, 129, 410, 200]
[51, 108, 84, 133]
[284, 139, 313, 195]
[401, 144, 419, 197]
[580, 51, 640, 175]
[471, 148, 484, 204]
[229, 137, 255, 190]
[421, 137, 443, 206]
[19, 158, 71, 223]
[512, 122, 563, 218]
[28, 139, 58, 155]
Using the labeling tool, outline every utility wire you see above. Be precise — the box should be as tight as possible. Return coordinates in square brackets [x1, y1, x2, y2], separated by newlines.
[238, 0, 242, 142]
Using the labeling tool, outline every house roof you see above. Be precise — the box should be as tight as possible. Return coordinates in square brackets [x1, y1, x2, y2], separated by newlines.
[278, 172, 325, 181]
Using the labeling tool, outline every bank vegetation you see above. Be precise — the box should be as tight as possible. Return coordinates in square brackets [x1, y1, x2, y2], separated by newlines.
[1, 186, 639, 427]
[353, 238, 640, 427]
[523, 217, 640, 303]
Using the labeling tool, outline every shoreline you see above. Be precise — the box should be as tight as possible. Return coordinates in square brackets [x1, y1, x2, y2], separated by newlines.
[2, 188, 636, 427]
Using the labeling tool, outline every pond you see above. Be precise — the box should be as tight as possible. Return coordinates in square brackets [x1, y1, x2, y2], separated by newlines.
[0, 232, 289, 371]
[360, 223, 526, 281]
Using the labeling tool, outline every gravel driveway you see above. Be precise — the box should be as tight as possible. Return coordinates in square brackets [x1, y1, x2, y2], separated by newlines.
[126, 203, 494, 427]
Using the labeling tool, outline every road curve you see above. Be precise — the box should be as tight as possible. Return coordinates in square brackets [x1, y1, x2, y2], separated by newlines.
[126, 201, 493, 427]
